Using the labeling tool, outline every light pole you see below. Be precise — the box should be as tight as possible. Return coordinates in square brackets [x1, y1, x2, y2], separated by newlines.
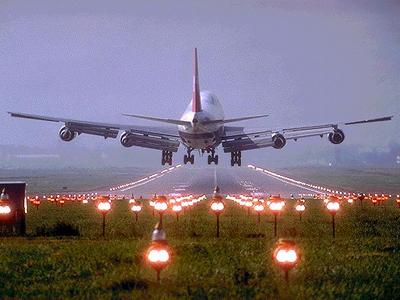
[273, 239, 301, 283]
[326, 197, 340, 238]
[295, 201, 305, 221]
[154, 196, 168, 226]
[0, 188, 12, 216]
[211, 199, 224, 238]
[172, 204, 182, 221]
[130, 200, 142, 222]
[269, 196, 285, 237]
[97, 196, 111, 238]
[253, 201, 265, 225]
[146, 222, 172, 283]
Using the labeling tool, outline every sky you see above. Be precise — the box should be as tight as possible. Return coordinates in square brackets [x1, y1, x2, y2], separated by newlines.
[0, 0, 399, 167]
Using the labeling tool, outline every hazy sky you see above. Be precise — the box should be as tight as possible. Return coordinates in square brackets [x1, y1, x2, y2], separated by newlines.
[0, 0, 399, 166]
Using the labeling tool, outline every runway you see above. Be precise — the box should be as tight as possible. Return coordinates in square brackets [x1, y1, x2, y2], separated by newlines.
[103, 165, 320, 198]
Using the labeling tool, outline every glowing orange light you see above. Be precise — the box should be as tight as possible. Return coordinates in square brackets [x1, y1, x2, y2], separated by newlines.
[273, 239, 301, 281]
[0, 205, 11, 214]
[276, 249, 298, 263]
[254, 203, 264, 212]
[148, 248, 170, 263]
[295, 204, 305, 212]
[172, 204, 182, 212]
[269, 201, 284, 212]
[327, 201, 340, 212]
[154, 196, 168, 212]
[211, 201, 224, 212]
[97, 198, 111, 214]
[146, 223, 172, 282]
[131, 204, 142, 212]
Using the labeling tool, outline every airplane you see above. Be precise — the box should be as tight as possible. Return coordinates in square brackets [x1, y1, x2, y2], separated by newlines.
[8, 48, 393, 166]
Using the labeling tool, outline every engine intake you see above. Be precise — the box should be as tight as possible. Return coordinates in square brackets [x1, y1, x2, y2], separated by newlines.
[120, 132, 134, 147]
[328, 129, 345, 144]
[272, 133, 286, 149]
[59, 126, 76, 142]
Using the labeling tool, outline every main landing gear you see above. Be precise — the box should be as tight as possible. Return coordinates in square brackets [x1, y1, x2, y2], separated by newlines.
[230, 151, 241, 166]
[207, 149, 218, 165]
[161, 150, 173, 166]
[183, 148, 194, 165]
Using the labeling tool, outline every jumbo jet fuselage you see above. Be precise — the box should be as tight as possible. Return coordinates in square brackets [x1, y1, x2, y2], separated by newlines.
[178, 91, 225, 150]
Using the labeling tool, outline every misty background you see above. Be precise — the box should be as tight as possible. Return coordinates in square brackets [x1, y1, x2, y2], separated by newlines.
[0, 0, 399, 169]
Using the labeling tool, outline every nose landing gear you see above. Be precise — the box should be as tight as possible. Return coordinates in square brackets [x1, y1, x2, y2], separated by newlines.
[230, 151, 241, 166]
[161, 150, 173, 166]
[183, 148, 194, 165]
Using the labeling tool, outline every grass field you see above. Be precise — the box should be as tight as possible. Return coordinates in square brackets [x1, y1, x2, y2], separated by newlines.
[1, 197, 400, 299]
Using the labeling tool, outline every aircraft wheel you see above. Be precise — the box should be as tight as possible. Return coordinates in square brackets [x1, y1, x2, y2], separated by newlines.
[183, 155, 188, 164]
[214, 155, 219, 165]
[208, 155, 212, 165]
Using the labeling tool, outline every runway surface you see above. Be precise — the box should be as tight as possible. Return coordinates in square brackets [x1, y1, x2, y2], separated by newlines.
[103, 165, 318, 198]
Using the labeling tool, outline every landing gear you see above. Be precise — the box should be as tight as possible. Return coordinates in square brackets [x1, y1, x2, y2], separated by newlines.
[230, 151, 241, 166]
[183, 148, 194, 165]
[207, 149, 218, 165]
[161, 150, 173, 166]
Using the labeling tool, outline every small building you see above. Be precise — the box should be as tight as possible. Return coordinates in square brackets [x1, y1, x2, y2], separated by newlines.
[0, 181, 26, 235]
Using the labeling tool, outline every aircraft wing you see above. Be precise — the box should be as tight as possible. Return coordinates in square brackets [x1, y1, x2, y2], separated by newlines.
[221, 116, 393, 153]
[8, 112, 181, 152]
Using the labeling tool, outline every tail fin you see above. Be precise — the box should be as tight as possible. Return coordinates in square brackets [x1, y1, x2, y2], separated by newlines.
[192, 48, 202, 112]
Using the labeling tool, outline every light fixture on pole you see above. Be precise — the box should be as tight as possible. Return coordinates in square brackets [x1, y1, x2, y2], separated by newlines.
[146, 222, 172, 283]
[253, 201, 264, 224]
[154, 196, 168, 226]
[172, 203, 182, 221]
[326, 196, 340, 238]
[294, 201, 305, 221]
[0, 188, 11, 216]
[130, 199, 143, 222]
[269, 195, 285, 237]
[97, 196, 112, 238]
[273, 239, 301, 283]
[210, 186, 224, 238]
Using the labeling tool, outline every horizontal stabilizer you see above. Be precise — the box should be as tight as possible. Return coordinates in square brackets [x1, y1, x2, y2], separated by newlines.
[203, 114, 269, 125]
[122, 113, 191, 126]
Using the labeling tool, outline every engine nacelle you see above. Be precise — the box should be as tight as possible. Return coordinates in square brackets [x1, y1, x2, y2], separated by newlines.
[120, 132, 134, 147]
[328, 129, 345, 144]
[59, 126, 76, 142]
[272, 133, 286, 149]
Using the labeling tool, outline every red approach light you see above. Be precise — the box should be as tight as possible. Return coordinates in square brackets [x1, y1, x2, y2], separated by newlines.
[295, 203, 305, 212]
[253, 202, 265, 212]
[210, 196, 225, 214]
[154, 196, 168, 212]
[97, 196, 112, 215]
[269, 197, 285, 214]
[146, 223, 172, 282]
[0, 189, 11, 215]
[273, 239, 301, 282]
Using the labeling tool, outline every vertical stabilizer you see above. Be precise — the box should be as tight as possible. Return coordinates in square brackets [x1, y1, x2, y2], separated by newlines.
[192, 48, 202, 112]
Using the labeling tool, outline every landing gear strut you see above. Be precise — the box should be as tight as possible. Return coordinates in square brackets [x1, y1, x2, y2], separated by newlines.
[161, 150, 173, 166]
[183, 148, 194, 165]
[207, 149, 218, 165]
[230, 151, 241, 166]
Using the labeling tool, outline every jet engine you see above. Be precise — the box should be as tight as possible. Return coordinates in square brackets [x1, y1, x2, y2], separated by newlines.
[272, 133, 286, 149]
[120, 132, 134, 147]
[59, 126, 77, 142]
[328, 129, 345, 144]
